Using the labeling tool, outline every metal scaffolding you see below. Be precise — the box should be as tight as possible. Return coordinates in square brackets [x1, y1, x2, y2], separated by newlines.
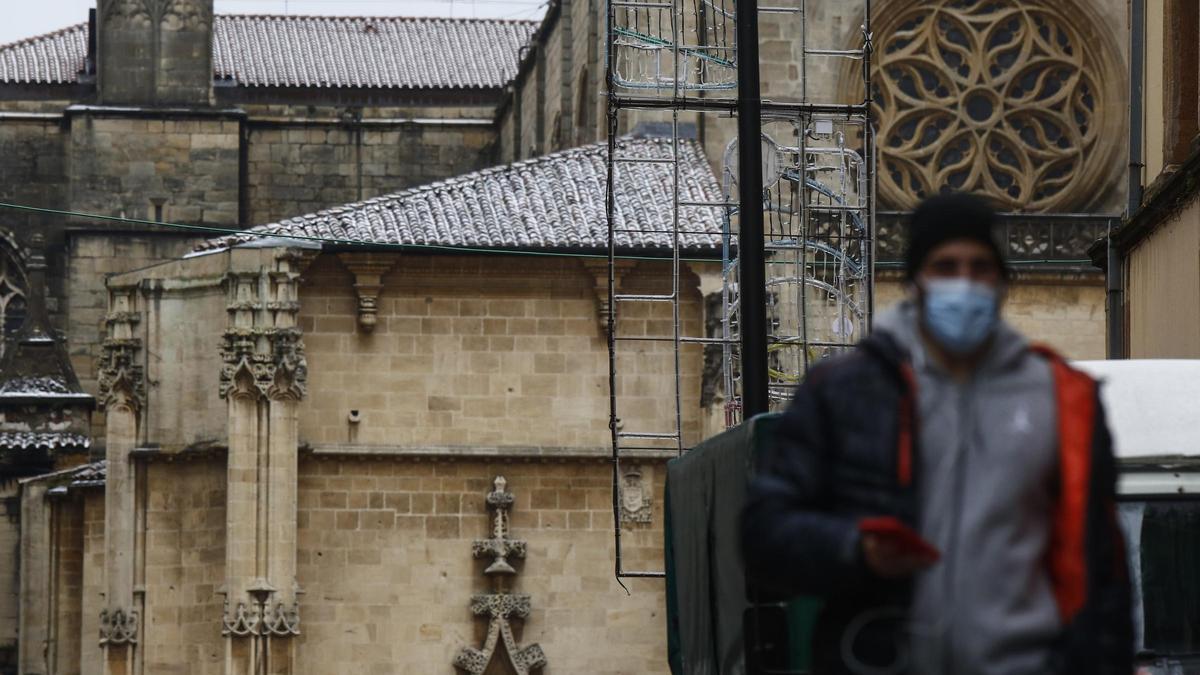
[605, 0, 875, 580]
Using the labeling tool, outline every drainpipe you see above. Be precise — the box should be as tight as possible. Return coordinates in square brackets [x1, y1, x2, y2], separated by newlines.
[1111, 0, 1145, 359]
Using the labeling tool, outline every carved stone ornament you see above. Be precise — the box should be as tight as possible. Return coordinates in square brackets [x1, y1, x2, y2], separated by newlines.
[160, 0, 214, 32]
[221, 597, 260, 638]
[218, 327, 308, 400]
[862, 0, 1123, 212]
[260, 601, 302, 636]
[221, 578, 302, 639]
[97, 338, 145, 411]
[337, 254, 397, 333]
[218, 261, 308, 401]
[100, 0, 210, 29]
[620, 468, 652, 524]
[220, 596, 301, 638]
[97, 287, 145, 411]
[98, 607, 139, 646]
[454, 477, 546, 675]
[580, 259, 637, 336]
[99, 0, 153, 26]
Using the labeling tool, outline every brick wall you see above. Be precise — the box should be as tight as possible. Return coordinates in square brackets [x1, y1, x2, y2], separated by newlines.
[295, 456, 670, 674]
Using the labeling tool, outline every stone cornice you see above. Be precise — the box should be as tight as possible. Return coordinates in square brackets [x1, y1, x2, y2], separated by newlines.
[306, 444, 675, 462]
[1108, 142, 1200, 256]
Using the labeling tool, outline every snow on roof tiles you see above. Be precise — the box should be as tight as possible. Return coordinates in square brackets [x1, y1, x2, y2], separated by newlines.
[192, 137, 725, 254]
[0, 15, 537, 89]
[0, 432, 91, 452]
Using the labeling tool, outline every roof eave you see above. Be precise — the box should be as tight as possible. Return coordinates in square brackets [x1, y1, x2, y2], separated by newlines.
[214, 83, 508, 108]
[318, 242, 725, 260]
[1110, 142, 1200, 255]
[0, 81, 93, 101]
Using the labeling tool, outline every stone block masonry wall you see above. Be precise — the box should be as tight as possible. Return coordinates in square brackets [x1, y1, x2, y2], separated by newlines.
[297, 254, 705, 451]
[0, 485, 19, 671]
[569, 0, 603, 148]
[544, 25, 565, 150]
[0, 116, 71, 324]
[67, 114, 241, 226]
[66, 234, 204, 442]
[51, 496, 85, 674]
[18, 488, 105, 675]
[0, 118, 69, 227]
[138, 459, 226, 675]
[520, 63, 541, 159]
[874, 276, 1106, 360]
[296, 457, 670, 674]
[81, 492, 104, 675]
[245, 117, 497, 226]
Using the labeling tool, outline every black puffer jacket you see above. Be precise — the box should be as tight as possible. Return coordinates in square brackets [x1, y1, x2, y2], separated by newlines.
[740, 330, 1132, 675]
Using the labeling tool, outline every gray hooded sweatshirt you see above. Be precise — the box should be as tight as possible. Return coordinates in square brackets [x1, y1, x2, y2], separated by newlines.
[874, 300, 1062, 675]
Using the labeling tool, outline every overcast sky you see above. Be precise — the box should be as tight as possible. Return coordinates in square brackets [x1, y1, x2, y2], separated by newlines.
[0, 1, 548, 45]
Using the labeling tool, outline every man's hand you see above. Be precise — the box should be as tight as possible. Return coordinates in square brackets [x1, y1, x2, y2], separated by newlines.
[861, 533, 936, 579]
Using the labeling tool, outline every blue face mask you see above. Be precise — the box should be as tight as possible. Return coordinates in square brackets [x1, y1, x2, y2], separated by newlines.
[920, 278, 999, 355]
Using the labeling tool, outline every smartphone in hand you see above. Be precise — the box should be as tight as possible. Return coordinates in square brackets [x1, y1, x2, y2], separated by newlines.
[858, 516, 941, 562]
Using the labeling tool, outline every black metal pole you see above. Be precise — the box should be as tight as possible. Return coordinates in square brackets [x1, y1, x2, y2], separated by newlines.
[736, 5, 782, 674]
[736, 0, 767, 418]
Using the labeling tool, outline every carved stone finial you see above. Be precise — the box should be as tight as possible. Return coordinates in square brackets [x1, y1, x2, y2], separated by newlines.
[454, 476, 546, 675]
[98, 285, 145, 412]
[474, 474, 523, 576]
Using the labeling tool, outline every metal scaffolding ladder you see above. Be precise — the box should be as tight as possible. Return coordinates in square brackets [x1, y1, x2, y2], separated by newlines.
[605, 0, 876, 584]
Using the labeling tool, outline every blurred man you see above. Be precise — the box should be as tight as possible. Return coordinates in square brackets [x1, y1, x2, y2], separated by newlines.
[742, 193, 1132, 674]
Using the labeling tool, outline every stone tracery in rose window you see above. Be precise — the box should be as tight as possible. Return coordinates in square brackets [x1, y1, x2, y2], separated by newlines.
[871, 0, 1121, 212]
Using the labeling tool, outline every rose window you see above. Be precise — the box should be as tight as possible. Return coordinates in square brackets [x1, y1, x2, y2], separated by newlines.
[872, 0, 1122, 212]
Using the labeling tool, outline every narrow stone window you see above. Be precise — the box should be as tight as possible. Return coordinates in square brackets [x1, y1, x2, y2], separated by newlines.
[0, 247, 27, 343]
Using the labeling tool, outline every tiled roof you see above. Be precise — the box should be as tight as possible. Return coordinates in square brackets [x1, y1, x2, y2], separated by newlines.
[192, 137, 725, 254]
[65, 460, 106, 487]
[20, 461, 106, 491]
[0, 432, 91, 452]
[0, 24, 86, 85]
[0, 15, 537, 89]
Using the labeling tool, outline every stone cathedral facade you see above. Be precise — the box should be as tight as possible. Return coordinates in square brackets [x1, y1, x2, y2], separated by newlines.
[0, 1, 1130, 673]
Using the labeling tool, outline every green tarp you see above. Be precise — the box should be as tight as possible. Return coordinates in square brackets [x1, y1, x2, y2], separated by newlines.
[664, 413, 821, 675]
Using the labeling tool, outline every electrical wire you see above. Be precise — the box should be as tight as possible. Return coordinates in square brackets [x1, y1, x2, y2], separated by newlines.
[0, 201, 720, 263]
